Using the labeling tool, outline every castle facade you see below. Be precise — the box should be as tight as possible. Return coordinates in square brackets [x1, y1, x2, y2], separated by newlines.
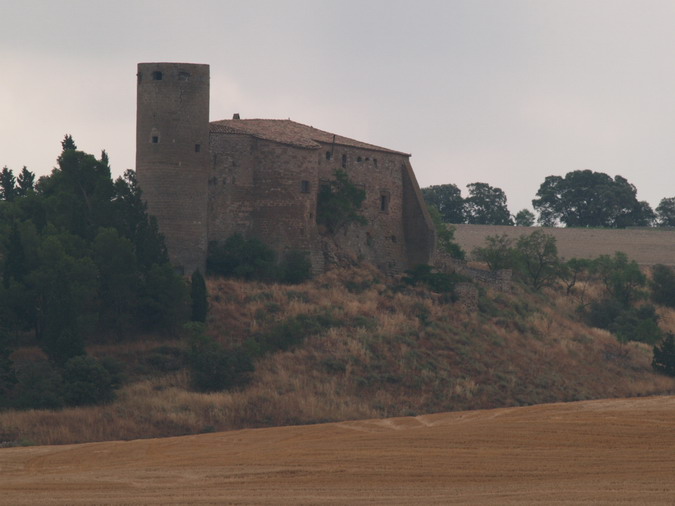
[136, 62, 436, 275]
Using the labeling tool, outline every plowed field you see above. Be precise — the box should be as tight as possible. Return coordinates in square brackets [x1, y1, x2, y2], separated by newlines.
[454, 224, 675, 265]
[2, 396, 675, 505]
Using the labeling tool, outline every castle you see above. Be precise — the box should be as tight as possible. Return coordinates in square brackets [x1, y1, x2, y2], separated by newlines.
[136, 62, 436, 275]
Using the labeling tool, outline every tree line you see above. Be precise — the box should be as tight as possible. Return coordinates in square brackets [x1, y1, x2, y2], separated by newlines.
[423, 170, 675, 228]
[0, 136, 203, 409]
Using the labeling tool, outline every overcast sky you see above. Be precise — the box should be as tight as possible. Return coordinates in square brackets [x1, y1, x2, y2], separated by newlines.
[1, 0, 674, 214]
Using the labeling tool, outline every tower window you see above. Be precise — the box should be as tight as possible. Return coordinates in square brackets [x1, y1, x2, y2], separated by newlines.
[152, 71, 163, 81]
[301, 180, 310, 193]
[357, 156, 363, 162]
[326, 151, 333, 161]
[341, 154, 347, 168]
[151, 136, 159, 144]
[380, 191, 390, 212]
[195, 144, 201, 152]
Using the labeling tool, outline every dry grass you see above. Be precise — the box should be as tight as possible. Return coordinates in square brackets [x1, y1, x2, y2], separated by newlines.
[1, 265, 674, 446]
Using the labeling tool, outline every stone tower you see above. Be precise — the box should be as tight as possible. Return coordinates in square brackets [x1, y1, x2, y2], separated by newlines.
[135, 62, 210, 274]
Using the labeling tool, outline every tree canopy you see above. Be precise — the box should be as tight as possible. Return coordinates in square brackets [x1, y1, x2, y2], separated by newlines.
[532, 170, 654, 228]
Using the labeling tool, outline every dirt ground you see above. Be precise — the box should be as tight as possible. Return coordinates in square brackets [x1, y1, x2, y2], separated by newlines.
[2, 396, 675, 505]
[454, 224, 675, 265]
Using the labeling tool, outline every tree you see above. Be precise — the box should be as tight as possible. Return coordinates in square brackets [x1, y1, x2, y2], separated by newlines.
[0, 167, 16, 201]
[421, 184, 465, 223]
[514, 231, 560, 290]
[532, 170, 652, 228]
[472, 234, 515, 271]
[652, 333, 675, 376]
[427, 205, 465, 259]
[465, 182, 512, 225]
[650, 264, 675, 308]
[655, 197, 675, 227]
[590, 252, 646, 306]
[16, 167, 35, 197]
[316, 169, 367, 233]
[514, 209, 535, 227]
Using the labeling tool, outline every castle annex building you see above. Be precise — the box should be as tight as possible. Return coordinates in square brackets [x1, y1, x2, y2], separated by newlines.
[136, 62, 436, 275]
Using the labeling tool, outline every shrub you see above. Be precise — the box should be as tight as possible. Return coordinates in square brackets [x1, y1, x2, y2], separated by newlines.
[652, 333, 675, 376]
[280, 250, 312, 284]
[62, 355, 116, 406]
[650, 264, 675, 308]
[403, 264, 466, 294]
[207, 233, 278, 281]
[472, 234, 515, 271]
[187, 324, 253, 392]
[316, 169, 367, 233]
[11, 359, 65, 410]
[513, 230, 560, 290]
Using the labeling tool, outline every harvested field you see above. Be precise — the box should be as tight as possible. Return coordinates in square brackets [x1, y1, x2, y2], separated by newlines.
[454, 224, 675, 265]
[2, 396, 675, 505]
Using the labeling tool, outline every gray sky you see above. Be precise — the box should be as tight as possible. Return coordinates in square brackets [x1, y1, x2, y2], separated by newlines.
[1, 0, 674, 214]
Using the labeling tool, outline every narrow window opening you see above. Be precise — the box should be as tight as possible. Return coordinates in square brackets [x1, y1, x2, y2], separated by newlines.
[380, 192, 390, 212]
[301, 180, 310, 193]
[195, 144, 201, 152]
[373, 158, 378, 167]
[325, 151, 333, 161]
[151, 136, 159, 144]
[357, 156, 363, 162]
[341, 154, 347, 168]
[152, 71, 163, 81]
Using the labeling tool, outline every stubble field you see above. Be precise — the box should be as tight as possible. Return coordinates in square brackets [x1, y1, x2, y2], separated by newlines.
[2, 395, 675, 505]
[454, 224, 675, 265]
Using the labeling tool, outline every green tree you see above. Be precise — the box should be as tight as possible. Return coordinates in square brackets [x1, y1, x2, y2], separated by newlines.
[532, 170, 652, 228]
[0, 167, 16, 201]
[472, 234, 515, 271]
[427, 205, 465, 260]
[190, 270, 208, 323]
[650, 264, 675, 308]
[465, 182, 512, 225]
[655, 197, 675, 227]
[207, 233, 278, 281]
[558, 257, 591, 295]
[62, 355, 115, 406]
[317, 169, 367, 233]
[652, 333, 675, 376]
[16, 167, 35, 197]
[514, 209, 535, 227]
[591, 252, 646, 306]
[421, 183, 465, 223]
[514, 231, 560, 290]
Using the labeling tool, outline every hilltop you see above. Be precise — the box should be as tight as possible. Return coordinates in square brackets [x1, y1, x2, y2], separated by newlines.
[2, 264, 673, 446]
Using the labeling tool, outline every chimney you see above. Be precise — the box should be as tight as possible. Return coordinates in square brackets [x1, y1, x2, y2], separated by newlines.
[233, 113, 240, 119]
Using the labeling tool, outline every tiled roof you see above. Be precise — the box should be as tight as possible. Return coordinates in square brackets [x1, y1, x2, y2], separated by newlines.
[209, 118, 409, 156]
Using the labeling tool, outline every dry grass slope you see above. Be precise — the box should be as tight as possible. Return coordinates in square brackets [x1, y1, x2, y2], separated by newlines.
[2, 265, 674, 446]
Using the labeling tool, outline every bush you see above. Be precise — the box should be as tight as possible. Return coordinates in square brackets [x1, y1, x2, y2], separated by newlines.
[653, 333, 675, 376]
[207, 233, 278, 281]
[316, 169, 367, 233]
[403, 264, 466, 294]
[650, 264, 675, 308]
[586, 300, 662, 344]
[187, 324, 253, 392]
[11, 359, 65, 410]
[280, 250, 312, 284]
[62, 355, 116, 406]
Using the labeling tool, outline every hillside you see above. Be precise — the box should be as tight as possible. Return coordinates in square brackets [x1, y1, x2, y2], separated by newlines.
[2, 396, 675, 505]
[2, 265, 674, 446]
[453, 224, 675, 265]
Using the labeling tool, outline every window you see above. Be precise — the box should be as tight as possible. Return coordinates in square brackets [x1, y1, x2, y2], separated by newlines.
[357, 156, 363, 162]
[151, 136, 159, 144]
[341, 154, 347, 168]
[152, 71, 163, 81]
[195, 144, 201, 152]
[380, 191, 390, 212]
[326, 151, 333, 161]
[301, 180, 310, 193]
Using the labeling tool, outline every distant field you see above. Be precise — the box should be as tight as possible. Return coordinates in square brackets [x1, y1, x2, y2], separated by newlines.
[454, 224, 675, 265]
[2, 396, 675, 505]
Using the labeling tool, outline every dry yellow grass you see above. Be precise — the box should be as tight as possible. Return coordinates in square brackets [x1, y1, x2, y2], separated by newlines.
[454, 224, 675, 265]
[2, 396, 674, 505]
